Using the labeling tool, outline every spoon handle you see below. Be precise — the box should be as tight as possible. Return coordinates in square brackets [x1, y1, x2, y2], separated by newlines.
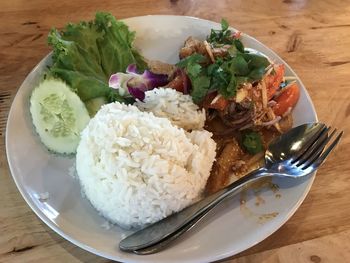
[119, 167, 268, 252]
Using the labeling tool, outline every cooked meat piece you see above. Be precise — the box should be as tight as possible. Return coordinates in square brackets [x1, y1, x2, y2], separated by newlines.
[166, 69, 189, 93]
[211, 45, 231, 58]
[244, 152, 265, 172]
[231, 160, 247, 174]
[179, 37, 208, 59]
[146, 59, 176, 76]
[180, 37, 234, 60]
[205, 138, 244, 194]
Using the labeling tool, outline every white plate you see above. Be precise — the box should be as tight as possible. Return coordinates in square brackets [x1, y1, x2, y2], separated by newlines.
[6, 16, 317, 263]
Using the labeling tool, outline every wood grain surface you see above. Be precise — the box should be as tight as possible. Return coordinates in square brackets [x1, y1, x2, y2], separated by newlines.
[1, 0, 350, 262]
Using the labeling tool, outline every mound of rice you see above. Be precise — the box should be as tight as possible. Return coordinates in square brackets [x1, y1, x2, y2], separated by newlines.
[134, 88, 205, 130]
[76, 102, 216, 228]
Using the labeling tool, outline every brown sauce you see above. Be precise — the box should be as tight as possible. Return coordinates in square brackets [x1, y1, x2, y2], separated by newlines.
[201, 114, 293, 224]
[204, 117, 280, 194]
[203, 113, 292, 221]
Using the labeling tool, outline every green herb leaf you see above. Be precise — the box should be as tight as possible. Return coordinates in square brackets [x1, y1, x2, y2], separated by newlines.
[176, 53, 206, 80]
[234, 39, 245, 53]
[207, 63, 218, 75]
[236, 76, 248, 85]
[177, 54, 211, 103]
[221, 18, 229, 31]
[190, 75, 211, 103]
[187, 63, 202, 77]
[176, 53, 206, 68]
[220, 74, 237, 98]
[242, 53, 270, 69]
[242, 131, 263, 154]
[230, 55, 249, 75]
[248, 67, 266, 80]
[207, 18, 235, 46]
[227, 45, 238, 56]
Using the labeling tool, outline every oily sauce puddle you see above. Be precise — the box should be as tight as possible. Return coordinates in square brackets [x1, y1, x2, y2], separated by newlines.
[240, 177, 281, 224]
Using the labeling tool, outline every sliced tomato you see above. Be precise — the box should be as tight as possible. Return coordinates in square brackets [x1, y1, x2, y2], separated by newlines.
[201, 92, 217, 108]
[208, 95, 229, 111]
[265, 64, 285, 100]
[201, 92, 229, 111]
[232, 31, 241, 39]
[272, 83, 300, 116]
[167, 75, 184, 92]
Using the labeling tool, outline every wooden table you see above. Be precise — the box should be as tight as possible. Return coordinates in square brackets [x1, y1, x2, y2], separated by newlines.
[1, 0, 350, 262]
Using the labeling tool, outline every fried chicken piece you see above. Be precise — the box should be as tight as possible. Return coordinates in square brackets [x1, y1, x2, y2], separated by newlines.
[205, 138, 244, 194]
[179, 37, 208, 59]
[146, 59, 176, 76]
[211, 45, 230, 58]
[179, 36, 233, 60]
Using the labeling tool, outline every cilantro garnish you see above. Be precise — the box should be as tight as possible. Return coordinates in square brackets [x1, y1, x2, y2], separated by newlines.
[242, 131, 263, 154]
[176, 19, 270, 104]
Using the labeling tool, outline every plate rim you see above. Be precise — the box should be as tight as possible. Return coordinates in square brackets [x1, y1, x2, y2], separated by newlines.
[6, 14, 318, 263]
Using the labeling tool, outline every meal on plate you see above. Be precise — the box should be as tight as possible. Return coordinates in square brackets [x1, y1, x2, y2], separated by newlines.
[29, 12, 300, 228]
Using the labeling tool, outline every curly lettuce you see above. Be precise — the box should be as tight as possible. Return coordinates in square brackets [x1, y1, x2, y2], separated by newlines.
[47, 12, 147, 103]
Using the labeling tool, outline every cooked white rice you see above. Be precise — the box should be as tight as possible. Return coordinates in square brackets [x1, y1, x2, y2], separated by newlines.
[134, 88, 206, 130]
[76, 102, 216, 228]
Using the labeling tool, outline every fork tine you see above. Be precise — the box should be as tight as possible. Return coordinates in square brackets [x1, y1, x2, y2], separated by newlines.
[291, 124, 328, 164]
[302, 131, 343, 171]
[298, 129, 337, 169]
[292, 125, 329, 164]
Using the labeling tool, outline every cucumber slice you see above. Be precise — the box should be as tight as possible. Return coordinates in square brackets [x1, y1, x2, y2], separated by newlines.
[85, 97, 107, 117]
[30, 79, 90, 154]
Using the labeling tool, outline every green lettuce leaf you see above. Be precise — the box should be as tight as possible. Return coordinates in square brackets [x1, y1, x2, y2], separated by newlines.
[47, 12, 147, 102]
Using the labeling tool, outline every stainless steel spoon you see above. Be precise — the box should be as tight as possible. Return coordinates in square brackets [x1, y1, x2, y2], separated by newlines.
[119, 122, 343, 254]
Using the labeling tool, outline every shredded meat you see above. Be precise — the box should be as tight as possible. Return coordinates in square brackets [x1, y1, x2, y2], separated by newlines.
[211, 45, 231, 58]
[203, 40, 215, 63]
[179, 37, 232, 60]
[179, 37, 208, 59]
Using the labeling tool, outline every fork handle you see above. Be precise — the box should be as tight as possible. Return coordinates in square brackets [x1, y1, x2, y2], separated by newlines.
[119, 167, 269, 252]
